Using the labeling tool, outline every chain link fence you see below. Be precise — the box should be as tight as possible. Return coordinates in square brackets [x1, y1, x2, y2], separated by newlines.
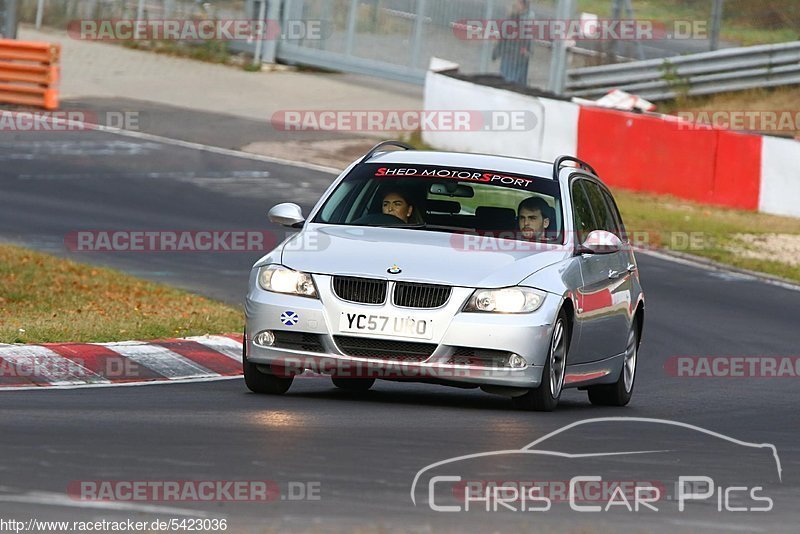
[16, 0, 246, 27]
[276, 0, 596, 90]
[9, 0, 799, 92]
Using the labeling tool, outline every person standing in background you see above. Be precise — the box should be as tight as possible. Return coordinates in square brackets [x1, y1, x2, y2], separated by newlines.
[493, 0, 534, 85]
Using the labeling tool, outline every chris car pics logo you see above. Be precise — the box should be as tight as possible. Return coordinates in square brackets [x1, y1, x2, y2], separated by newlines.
[411, 417, 781, 514]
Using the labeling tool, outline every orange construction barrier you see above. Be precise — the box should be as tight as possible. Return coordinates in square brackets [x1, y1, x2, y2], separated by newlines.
[0, 39, 61, 110]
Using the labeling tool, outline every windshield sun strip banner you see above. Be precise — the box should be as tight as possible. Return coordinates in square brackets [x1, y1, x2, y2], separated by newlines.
[363, 164, 556, 193]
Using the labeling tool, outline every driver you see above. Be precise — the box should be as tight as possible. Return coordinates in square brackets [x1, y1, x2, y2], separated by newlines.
[382, 190, 416, 223]
[517, 196, 551, 241]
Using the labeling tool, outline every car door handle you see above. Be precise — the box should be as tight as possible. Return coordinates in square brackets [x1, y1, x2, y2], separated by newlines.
[609, 265, 636, 279]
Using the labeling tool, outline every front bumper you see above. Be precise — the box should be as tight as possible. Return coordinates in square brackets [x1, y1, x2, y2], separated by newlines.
[244, 273, 561, 389]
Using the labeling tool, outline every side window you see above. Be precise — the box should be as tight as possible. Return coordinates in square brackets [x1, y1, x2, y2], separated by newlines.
[319, 179, 359, 222]
[571, 180, 596, 244]
[345, 179, 381, 222]
[583, 181, 619, 236]
[601, 189, 627, 241]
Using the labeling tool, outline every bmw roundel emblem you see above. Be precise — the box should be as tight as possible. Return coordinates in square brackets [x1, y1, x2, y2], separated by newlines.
[280, 310, 299, 326]
[387, 264, 402, 274]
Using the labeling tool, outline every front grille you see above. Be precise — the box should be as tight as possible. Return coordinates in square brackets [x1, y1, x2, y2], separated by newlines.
[272, 331, 325, 352]
[332, 276, 387, 304]
[447, 347, 511, 367]
[393, 282, 451, 308]
[333, 335, 436, 362]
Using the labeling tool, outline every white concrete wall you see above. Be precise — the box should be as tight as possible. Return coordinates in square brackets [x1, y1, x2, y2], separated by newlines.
[759, 136, 800, 218]
[423, 71, 578, 161]
[538, 97, 579, 161]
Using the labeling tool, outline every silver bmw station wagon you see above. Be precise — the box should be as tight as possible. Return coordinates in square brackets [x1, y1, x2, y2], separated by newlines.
[244, 141, 644, 411]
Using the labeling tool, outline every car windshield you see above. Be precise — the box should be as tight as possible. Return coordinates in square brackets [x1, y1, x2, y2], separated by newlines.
[313, 163, 564, 244]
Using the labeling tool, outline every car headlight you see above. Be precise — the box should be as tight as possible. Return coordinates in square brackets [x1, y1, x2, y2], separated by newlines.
[463, 287, 546, 313]
[258, 265, 318, 298]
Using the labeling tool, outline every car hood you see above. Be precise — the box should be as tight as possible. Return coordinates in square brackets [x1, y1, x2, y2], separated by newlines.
[279, 225, 570, 288]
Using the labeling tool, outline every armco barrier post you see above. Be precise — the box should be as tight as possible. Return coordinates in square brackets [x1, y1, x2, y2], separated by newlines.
[547, 0, 573, 95]
[262, 0, 281, 64]
[252, 0, 267, 66]
[35, 0, 44, 30]
[1, 0, 19, 39]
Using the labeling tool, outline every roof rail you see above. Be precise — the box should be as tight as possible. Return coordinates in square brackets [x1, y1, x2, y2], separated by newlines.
[552, 155, 597, 180]
[359, 140, 414, 164]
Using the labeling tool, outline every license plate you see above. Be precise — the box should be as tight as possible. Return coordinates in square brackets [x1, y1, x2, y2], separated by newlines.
[339, 312, 433, 340]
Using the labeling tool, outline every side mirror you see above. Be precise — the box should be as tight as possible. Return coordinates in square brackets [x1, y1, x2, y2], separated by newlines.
[268, 203, 305, 228]
[578, 230, 622, 255]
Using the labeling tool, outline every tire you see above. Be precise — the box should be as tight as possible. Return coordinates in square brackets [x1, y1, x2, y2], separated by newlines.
[243, 331, 294, 394]
[331, 376, 375, 392]
[587, 320, 639, 407]
[512, 309, 570, 412]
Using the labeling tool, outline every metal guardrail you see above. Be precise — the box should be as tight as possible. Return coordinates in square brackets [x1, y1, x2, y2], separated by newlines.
[566, 41, 800, 101]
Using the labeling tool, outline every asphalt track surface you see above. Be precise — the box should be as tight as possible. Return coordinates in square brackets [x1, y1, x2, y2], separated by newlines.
[1, 103, 799, 532]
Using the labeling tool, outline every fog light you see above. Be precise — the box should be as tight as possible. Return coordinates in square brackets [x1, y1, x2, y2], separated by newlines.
[508, 354, 527, 368]
[254, 330, 275, 347]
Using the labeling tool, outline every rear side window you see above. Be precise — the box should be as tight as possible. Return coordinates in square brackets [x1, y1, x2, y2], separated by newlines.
[571, 181, 595, 244]
[601, 189, 627, 241]
[582, 180, 619, 237]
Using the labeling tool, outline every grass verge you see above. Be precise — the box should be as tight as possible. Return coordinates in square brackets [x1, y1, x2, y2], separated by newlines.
[660, 86, 800, 138]
[0, 244, 243, 344]
[613, 189, 800, 282]
[574, 0, 797, 46]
